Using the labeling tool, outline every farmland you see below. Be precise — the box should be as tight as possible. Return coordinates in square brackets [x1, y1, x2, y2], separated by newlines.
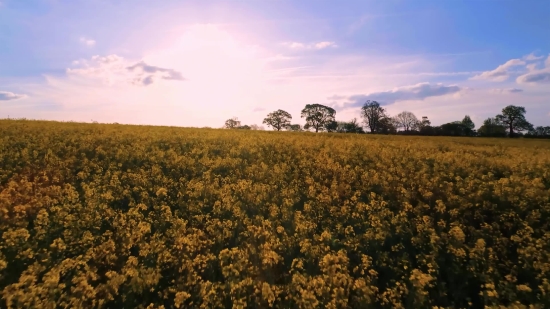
[1, 120, 550, 308]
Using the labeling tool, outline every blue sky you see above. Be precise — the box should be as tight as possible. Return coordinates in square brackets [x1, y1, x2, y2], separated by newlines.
[1, 0, 549, 129]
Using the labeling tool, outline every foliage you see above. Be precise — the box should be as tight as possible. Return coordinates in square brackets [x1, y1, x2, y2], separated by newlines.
[2, 120, 550, 308]
[263, 110, 292, 131]
[224, 117, 241, 129]
[436, 120, 474, 137]
[461, 115, 476, 136]
[376, 117, 398, 134]
[300, 104, 336, 133]
[496, 105, 534, 137]
[324, 120, 339, 133]
[335, 118, 365, 134]
[478, 117, 508, 137]
[361, 100, 387, 133]
[526, 126, 550, 139]
[288, 124, 303, 132]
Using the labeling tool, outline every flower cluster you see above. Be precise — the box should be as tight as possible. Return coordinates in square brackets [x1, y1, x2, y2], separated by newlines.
[1, 120, 550, 308]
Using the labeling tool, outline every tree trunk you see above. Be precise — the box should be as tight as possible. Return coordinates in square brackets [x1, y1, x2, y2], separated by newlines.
[509, 124, 514, 137]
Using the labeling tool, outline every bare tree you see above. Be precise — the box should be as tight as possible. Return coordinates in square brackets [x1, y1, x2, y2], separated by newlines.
[393, 111, 419, 132]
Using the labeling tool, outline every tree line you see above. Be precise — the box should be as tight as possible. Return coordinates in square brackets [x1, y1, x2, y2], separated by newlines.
[225, 102, 550, 138]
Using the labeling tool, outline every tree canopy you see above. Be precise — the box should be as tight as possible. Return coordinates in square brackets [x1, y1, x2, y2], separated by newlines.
[262, 109, 292, 131]
[478, 117, 507, 137]
[495, 105, 533, 137]
[461, 115, 476, 136]
[360, 100, 387, 133]
[224, 117, 241, 129]
[336, 118, 365, 133]
[301, 104, 336, 133]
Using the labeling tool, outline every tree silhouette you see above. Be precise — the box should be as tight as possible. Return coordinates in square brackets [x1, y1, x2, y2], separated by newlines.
[478, 117, 507, 137]
[495, 105, 533, 137]
[360, 100, 386, 133]
[301, 104, 336, 133]
[262, 109, 292, 131]
[336, 118, 365, 133]
[224, 117, 241, 129]
[461, 115, 476, 136]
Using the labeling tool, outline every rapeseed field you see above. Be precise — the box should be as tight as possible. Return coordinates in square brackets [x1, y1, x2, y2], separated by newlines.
[1, 120, 549, 308]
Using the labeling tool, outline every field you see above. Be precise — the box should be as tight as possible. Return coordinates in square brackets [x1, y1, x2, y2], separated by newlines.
[1, 120, 550, 309]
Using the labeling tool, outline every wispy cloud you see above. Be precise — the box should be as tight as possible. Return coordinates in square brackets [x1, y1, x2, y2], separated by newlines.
[282, 41, 337, 50]
[79, 36, 96, 47]
[470, 59, 525, 82]
[523, 52, 544, 61]
[347, 10, 435, 35]
[342, 82, 464, 107]
[516, 54, 550, 84]
[0, 91, 27, 101]
[490, 88, 524, 94]
[516, 71, 550, 84]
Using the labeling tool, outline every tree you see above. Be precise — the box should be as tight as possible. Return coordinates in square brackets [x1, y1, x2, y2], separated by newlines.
[224, 117, 241, 129]
[377, 117, 398, 134]
[336, 118, 365, 133]
[393, 111, 419, 132]
[301, 104, 336, 133]
[478, 117, 507, 137]
[236, 125, 251, 130]
[419, 116, 435, 135]
[288, 124, 303, 132]
[325, 120, 338, 132]
[461, 115, 476, 136]
[495, 105, 533, 137]
[420, 116, 431, 127]
[527, 126, 550, 138]
[439, 122, 468, 136]
[360, 100, 386, 133]
[262, 109, 292, 131]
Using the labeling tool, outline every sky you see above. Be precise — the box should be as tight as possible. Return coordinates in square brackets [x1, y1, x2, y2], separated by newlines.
[1, 0, 549, 129]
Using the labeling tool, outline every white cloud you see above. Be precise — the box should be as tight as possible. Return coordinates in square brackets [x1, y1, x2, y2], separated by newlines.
[9, 24, 549, 128]
[342, 82, 464, 107]
[470, 59, 525, 82]
[489, 88, 524, 94]
[67, 54, 185, 86]
[314, 41, 337, 49]
[516, 54, 550, 85]
[127, 61, 185, 85]
[516, 70, 550, 84]
[0, 91, 27, 101]
[523, 52, 544, 61]
[79, 36, 96, 47]
[282, 41, 337, 50]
